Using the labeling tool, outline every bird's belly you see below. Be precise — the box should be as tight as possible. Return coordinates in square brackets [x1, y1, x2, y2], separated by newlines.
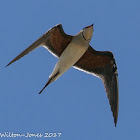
[57, 43, 88, 73]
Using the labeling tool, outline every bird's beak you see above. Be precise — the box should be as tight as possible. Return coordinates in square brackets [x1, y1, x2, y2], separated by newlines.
[90, 24, 94, 27]
[87, 24, 94, 28]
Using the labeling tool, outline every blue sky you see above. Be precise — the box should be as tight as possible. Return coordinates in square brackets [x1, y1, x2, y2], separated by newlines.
[0, 0, 140, 139]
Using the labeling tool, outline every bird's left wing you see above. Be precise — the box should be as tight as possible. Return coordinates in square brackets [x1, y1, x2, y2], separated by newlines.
[6, 24, 73, 67]
[74, 46, 119, 126]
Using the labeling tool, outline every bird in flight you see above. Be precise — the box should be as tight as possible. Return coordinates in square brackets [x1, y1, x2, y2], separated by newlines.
[6, 24, 119, 126]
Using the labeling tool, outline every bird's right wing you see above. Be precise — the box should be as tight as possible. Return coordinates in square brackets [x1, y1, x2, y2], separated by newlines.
[6, 24, 73, 67]
[74, 46, 119, 126]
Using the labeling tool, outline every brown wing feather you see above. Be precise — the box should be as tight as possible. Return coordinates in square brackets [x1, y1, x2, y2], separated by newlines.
[74, 46, 112, 72]
[74, 46, 119, 126]
[6, 24, 73, 67]
[42, 24, 73, 57]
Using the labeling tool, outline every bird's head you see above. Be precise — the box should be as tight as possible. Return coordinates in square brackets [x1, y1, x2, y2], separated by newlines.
[82, 24, 94, 41]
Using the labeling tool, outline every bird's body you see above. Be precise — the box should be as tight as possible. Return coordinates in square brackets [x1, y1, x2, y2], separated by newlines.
[48, 27, 92, 86]
[6, 24, 119, 126]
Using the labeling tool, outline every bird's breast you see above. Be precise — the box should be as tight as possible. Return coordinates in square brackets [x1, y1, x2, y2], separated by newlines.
[57, 40, 89, 73]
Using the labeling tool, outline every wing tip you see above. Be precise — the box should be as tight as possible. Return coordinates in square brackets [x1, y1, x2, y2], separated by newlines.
[112, 106, 118, 127]
[55, 23, 62, 28]
[114, 115, 118, 127]
[5, 57, 20, 68]
[5, 61, 12, 68]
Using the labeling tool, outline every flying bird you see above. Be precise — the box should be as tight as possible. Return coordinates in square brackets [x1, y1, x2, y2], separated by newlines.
[6, 24, 119, 126]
